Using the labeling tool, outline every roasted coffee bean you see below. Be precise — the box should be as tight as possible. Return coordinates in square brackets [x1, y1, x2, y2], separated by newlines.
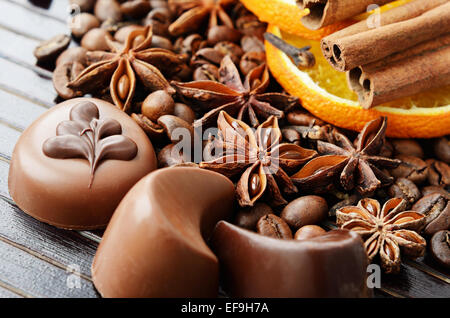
[56, 47, 87, 66]
[236, 15, 266, 39]
[191, 48, 224, 67]
[141, 90, 175, 122]
[294, 225, 326, 240]
[207, 25, 241, 45]
[214, 41, 244, 63]
[151, 35, 173, 51]
[429, 230, 450, 269]
[240, 51, 266, 75]
[114, 25, 142, 43]
[157, 144, 188, 168]
[412, 193, 449, 235]
[158, 115, 194, 143]
[70, 13, 100, 38]
[34, 34, 71, 64]
[193, 64, 219, 81]
[120, 0, 151, 19]
[241, 35, 265, 53]
[172, 63, 192, 82]
[235, 203, 273, 231]
[421, 185, 450, 200]
[174, 34, 204, 57]
[390, 139, 424, 158]
[53, 62, 84, 99]
[173, 103, 195, 125]
[81, 28, 113, 51]
[426, 159, 450, 186]
[70, 0, 96, 12]
[286, 110, 326, 126]
[281, 195, 328, 229]
[257, 214, 293, 239]
[387, 178, 421, 208]
[94, 0, 123, 22]
[390, 155, 428, 184]
[143, 8, 171, 37]
[433, 137, 450, 164]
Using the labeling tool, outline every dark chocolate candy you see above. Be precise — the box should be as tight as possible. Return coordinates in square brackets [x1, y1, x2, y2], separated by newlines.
[92, 167, 235, 298]
[8, 98, 156, 230]
[211, 221, 370, 298]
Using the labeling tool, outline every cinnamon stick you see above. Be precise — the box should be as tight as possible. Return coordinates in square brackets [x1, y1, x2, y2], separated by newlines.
[347, 34, 450, 108]
[297, 0, 392, 30]
[322, 2, 450, 71]
[321, 0, 448, 63]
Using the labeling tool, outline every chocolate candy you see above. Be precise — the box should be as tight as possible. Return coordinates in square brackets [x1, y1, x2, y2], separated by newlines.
[211, 221, 369, 297]
[8, 98, 156, 230]
[92, 167, 235, 297]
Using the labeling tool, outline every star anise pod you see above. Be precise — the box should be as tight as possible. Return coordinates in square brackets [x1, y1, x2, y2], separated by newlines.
[172, 55, 298, 128]
[168, 0, 237, 36]
[68, 26, 183, 112]
[337, 197, 426, 274]
[200, 111, 317, 207]
[292, 117, 401, 195]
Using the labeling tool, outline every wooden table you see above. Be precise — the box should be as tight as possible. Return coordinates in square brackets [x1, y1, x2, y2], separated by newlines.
[0, 0, 448, 298]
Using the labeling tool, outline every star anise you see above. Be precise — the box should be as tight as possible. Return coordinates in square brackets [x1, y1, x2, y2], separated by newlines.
[200, 111, 317, 207]
[172, 55, 298, 128]
[337, 197, 426, 274]
[292, 117, 401, 195]
[168, 0, 237, 36]
[68, 26, 183, 112]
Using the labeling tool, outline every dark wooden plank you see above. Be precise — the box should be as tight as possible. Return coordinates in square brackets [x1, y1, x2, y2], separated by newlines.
[8, 0, 70, 23]
[0, 125, 21, 161]
[0, 57, 56, 106]
[0, 238, 98, 297]
[0, 27, 40, 66]
[0, 89, 46, 131]
[380, 263, 450, 298]
[0, 0, 68, 41]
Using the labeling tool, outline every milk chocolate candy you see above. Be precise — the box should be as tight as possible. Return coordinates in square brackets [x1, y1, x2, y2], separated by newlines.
[92, 167, 235, 298]
[8, 98, 156, 230]
[211, 221, 369, 298]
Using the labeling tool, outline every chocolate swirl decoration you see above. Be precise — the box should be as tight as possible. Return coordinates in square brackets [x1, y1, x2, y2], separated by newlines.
[43, 101, 138, 187]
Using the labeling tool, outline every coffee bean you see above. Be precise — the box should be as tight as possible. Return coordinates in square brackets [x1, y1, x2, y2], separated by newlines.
[235, 203, 273, 231]
[173, 103, 195, 125]
[70, 13, 100, 38]
[241, 35, 265, 53]
[81, 28, 113, 51]
[426, 159, 450, 187]
[207, 25, 241, 45]
[53, 62, 84, 99]
[34, 34, 71, 64]
[240, 51, 266, 75]
[429, 230, 450, 269]
[390, 155, 428, 184]
[294, 225, 326, 240]
[281, 128, 301, 145]
[114, 25, 142, 43]
[151, 35, 173, 51]
[281, 195, 328, 229]
[120, 0, 151, 19]
[94, 0, 123, 22]
[433, 137, 450, 164]
[56, 47, 87, 67]
[387, 178, 421, 208]
[69, 0, 95, 12]
[412, 193, 449, 235]
[257, 214, 293, 239]
[193, 64, 219, 81]
[143, 8, 171, 37]
[141, 90, 175, 122]
[390, 139, 424, 158]
[214, 41, 243, 64]
[157, 144, 188, 168]
[421, 185, 450, 200]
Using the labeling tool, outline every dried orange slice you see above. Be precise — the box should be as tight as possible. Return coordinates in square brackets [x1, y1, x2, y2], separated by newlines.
[265, 25, 450, 138]
[241, 0, 413, 40]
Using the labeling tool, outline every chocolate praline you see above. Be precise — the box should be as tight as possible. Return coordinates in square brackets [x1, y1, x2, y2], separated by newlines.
[92, 167, 235, 298]
[8, 98, 157, 230]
